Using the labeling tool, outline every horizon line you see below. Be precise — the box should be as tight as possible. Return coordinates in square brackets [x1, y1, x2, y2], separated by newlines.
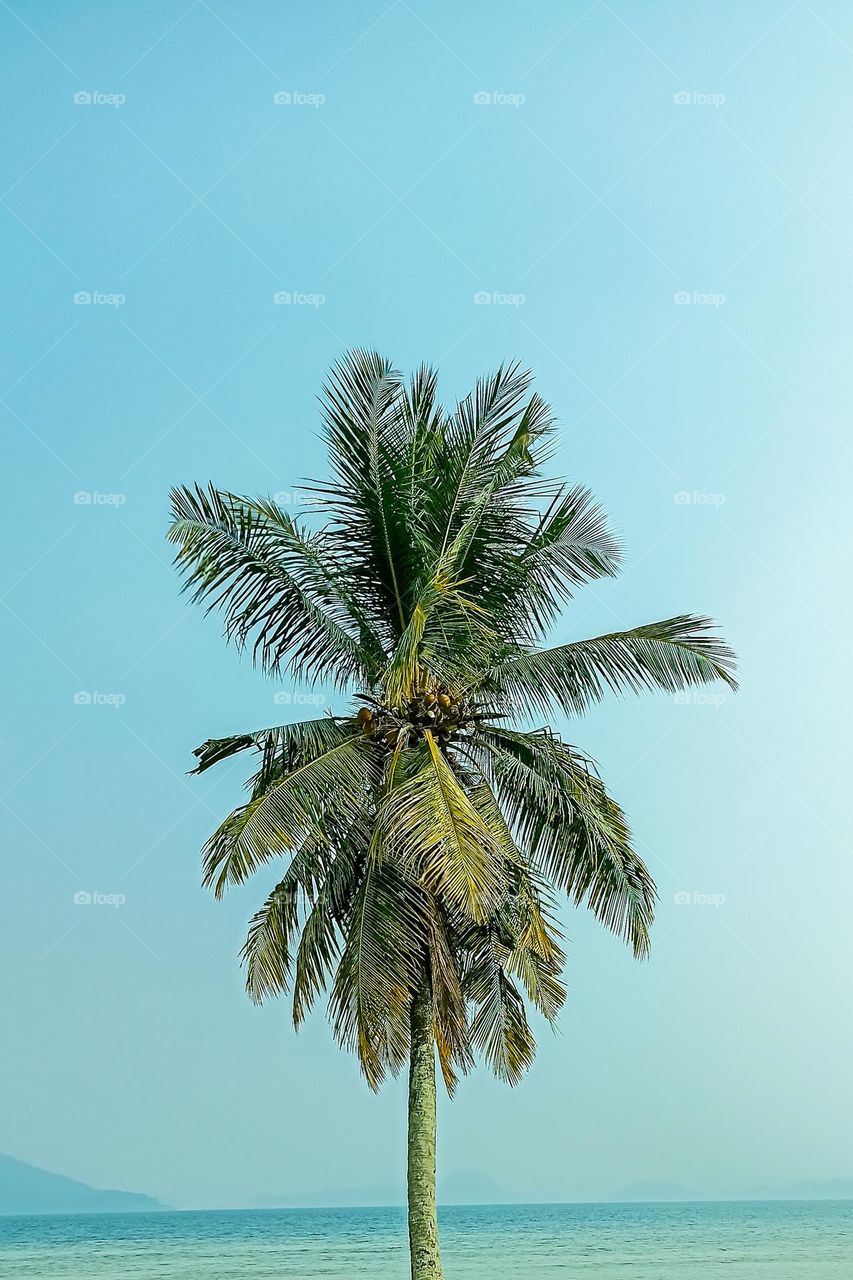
[6, 1194, 853, 1219]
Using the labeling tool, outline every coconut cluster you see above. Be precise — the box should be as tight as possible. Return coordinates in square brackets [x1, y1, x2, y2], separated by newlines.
[356, 688, 476, 748]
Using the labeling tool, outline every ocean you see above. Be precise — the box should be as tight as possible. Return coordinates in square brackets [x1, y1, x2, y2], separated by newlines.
[1, 1200, 851, 1278]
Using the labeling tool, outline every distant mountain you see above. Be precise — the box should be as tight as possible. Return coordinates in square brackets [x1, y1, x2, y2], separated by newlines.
[250, 1169, 512, 1210]
[251, 1184, 402, 1209]
[780, 1178, 853, 1200]
[439, 1170, 513, 1204]
[611, 1178, 853, 1204]
[614, 1181, 697, 1202]
[0, 1153, 167, 1216]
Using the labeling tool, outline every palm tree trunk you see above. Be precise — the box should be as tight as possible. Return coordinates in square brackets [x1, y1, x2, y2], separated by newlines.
[407, 980, 444, 1280]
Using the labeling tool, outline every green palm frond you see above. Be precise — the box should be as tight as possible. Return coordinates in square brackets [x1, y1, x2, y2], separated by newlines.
[292, 883, 342, 1028]
[435, 363, 540, 559]
[241, 830, 333, 1002]
[480, 726, 656, 957]
[381, 733, 508, 923]
[424, 903, 471, 1095]
[174, 351, 736, 1093]
[168, 484, 380, 685]
[382, 574, 497, 706]
[523, 484, 622, 590]
[193, 716, 344, 788]
[504, 940, 565, 1023]
[328, 856, 428, 1090]
[309, 351, 416, 642]
[483, 615, 737, 716]
[486, 485, 622, 640]
[242, 871, 301, 1003]
[465, 929, 537, 1086]
[202, 732, 379, 896]
[246, 493, 390, 667]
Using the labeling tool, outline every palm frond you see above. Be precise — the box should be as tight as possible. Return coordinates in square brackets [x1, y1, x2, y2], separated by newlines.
[480, 726, 656, 957]
[484, 485, 622, 640]
[192, 716, 344, 789]
[382, 573, 497, 706]
[501, 868, 566, 1021]
[309, 350, 418, 642]
[483, 615, 737, 716]
[242, 832, 332, 1002]
[174, 352, 737, 1095]
[424, 903, 471, 1095]
[465, 930, 537, 1086]
[168, 484, 379, 685]
[292, 883, 342, 1027]
[381, 734, 508, 922]
[328, 856, 428, 1090]
[202, 732, 379, 896]
[436, 363, 538, 559]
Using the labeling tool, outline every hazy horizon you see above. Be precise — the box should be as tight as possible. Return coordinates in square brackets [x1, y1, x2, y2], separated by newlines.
[3, 0, 852, 1213]
[5, 1147, 853, 1214]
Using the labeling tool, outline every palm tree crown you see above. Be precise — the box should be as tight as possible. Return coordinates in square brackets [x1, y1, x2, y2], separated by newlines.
[168, 350, 736, 1094]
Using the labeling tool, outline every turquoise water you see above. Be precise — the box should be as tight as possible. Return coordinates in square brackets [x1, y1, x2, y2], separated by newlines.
[1, 1201, 851, 1278]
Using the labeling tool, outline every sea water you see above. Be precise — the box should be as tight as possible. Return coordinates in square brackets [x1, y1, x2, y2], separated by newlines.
[1, 1200, 851, 1278]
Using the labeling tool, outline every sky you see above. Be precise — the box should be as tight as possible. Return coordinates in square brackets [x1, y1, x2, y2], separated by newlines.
[2, 0, 853, 1211]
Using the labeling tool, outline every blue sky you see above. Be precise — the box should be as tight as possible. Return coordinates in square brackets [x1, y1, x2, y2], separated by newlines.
[2, 0, 853, 1209]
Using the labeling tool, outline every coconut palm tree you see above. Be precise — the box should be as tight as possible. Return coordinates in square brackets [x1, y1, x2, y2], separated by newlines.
[168, 351, 736, 1280]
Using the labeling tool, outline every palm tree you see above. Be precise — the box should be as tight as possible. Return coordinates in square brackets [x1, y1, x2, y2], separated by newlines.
[168, 351, 736, 1279]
